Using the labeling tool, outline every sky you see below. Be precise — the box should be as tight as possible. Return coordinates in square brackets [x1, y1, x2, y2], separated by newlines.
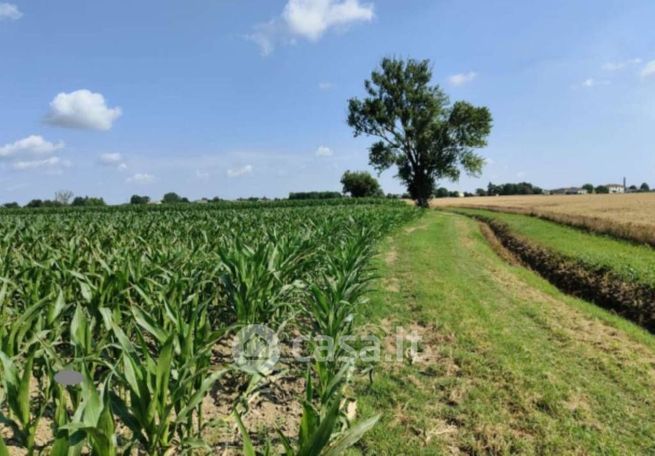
[1, 0, 654, 204]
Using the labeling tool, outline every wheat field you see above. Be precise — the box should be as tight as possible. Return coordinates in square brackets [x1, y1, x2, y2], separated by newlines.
[429, 193, 655, 245]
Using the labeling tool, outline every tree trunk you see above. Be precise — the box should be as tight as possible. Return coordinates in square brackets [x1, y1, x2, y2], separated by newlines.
[410, 167, 432, 209]
[415, 197, 429, 208]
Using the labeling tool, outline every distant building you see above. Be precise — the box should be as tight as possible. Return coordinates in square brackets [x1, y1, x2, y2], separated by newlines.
[607, 184, 625, 194]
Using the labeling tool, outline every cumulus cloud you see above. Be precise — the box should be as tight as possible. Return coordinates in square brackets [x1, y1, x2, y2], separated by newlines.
[602, 58, 642, 71]
[12, 157, 67, 171]
[45, 90, 122, 131]
[248, 0, 374, 55]
[315, 145, 333, 157]
[448, 71, 477, 86]
[0, 3, 22, 21]
[283, 0, 374, 41]
[0, 135, 63, 158]
[227, 164, 253, 177]
[126, 173, 155, 184]
[641, 60, 655, 79]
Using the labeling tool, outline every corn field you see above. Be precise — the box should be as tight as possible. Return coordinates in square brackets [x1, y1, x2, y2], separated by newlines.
[0, 201, 417, 455]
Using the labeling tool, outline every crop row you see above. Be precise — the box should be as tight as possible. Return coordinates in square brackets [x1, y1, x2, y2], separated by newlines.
[0, 203, 419, 455]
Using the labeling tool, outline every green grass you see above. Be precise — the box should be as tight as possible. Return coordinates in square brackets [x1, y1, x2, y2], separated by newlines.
[350, 211, 655, 455]
[450, 207, 655, 288]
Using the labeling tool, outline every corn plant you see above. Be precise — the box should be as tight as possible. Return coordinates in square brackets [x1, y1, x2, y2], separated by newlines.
[0, 201, 418, 453]
[236, 372, 379, 456]
[52, 375, 117, 456]
[0, 351, 37, 453]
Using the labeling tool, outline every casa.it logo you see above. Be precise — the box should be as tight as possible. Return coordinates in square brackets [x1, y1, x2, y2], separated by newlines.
[232, 324, 280, 376]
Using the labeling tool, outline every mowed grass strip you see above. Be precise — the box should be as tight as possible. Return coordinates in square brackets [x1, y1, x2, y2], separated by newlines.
[350, 211, 655, 455]
[450, 208, 655, 288]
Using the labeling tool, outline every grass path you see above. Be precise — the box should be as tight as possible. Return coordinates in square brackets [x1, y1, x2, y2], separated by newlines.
[351, 211, 655, 455]
[451, 208, 655, 288]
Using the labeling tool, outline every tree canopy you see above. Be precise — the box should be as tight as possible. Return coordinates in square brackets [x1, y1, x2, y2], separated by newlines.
[347, 58, 492, 207]
[130, 195, 150, 205]
[71, 196, 106, 207]
[162, 192, 190, 204]
[340, 170, 383, 198]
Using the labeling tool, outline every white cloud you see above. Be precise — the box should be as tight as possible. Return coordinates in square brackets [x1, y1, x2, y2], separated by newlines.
[283, 0, 374, 41]
[196, 169, 210, 180]
[315, 145, 333, 157]
[45, 90, 122, 131]
[248, 0, 374, 54]
[247, 20, 286, 56]
[126, 173, 155, 184]
[448, 71, 477, 86]
[318, 82, 334, 90]
[602, 58, 642, 71]
[98, 153, 127, 170]
[580, 78, 609, 88]
[0, 3, 22, 21]
[98, 152, 122, 165]
[12, 157, 69, 171]
[640, 60, 655, 79]
[227, 164, 253, 177]
[0, 135, 63, 158]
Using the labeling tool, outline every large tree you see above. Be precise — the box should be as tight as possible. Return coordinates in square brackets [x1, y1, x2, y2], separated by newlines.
[348, 58, 493, 207]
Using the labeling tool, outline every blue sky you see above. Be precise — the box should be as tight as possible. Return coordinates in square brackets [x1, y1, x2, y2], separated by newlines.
[1, 0, 654, 203]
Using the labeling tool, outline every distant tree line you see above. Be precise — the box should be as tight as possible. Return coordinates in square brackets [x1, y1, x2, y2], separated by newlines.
[486, 182, 544, 196]
[433, 188, 466, 198]
[630, 183, 650, 193]
[10, 190, 107, 208]
[582, 183, 651, 194]
[430, 182, 544, 198]
[72, 196, 106, 206]
[289, 191, 342, 200]
[4, 177, 652, 209]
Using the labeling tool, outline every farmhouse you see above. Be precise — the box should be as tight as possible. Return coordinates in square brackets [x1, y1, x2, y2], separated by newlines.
[607, 184, 625, 194]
